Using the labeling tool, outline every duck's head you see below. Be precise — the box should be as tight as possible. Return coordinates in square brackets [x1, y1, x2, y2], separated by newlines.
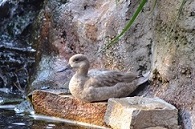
[57, 54, 90, 73]
[68, 54, 90, 69]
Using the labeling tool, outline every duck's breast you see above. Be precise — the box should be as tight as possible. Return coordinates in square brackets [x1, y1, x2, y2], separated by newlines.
[69, 75, 88, 99]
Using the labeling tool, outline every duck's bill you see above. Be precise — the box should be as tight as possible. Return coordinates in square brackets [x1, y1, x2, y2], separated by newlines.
[57, 64, 72, 72]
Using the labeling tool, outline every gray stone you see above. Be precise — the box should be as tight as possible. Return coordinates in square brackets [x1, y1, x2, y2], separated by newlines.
[104, 97, 179, 129]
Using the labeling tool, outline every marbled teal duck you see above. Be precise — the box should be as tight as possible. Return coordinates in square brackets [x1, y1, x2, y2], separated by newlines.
[63, 54, 149, 102]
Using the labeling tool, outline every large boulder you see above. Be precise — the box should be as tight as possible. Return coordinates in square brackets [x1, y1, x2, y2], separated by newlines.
[29, 0, 152, 91]
[104, 97, 179, 129]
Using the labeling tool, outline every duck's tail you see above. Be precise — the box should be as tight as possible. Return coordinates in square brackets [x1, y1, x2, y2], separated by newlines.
[137, 71, 151, 86]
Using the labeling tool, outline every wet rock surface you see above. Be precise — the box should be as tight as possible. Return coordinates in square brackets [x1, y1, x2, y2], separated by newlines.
[0, 40, 35, 91]
[0, 0, 44, 91]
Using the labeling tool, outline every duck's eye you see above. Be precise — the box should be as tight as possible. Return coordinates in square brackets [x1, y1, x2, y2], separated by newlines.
[73, 58, 79, 62]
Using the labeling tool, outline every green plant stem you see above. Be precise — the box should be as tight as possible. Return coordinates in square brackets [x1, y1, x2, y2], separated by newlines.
[104, 0, 147, 49]
[149, 0, 157, 15]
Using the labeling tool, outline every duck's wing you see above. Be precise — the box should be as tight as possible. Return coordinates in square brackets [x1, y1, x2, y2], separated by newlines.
[88, 69, 111, 77]
[86, 71, 138, 88]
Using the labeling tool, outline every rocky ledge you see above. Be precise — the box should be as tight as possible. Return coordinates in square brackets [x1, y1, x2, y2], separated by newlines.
[31, 90, 107, 127]
[31, 90, 180, 129]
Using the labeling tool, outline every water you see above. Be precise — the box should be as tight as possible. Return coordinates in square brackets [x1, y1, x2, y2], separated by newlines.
[0, 108, 87, 129]
[0, 0, 38, 91]
[0, 104, 108, 129]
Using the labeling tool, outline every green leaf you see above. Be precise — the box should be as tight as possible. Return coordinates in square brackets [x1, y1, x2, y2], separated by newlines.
[148, 0, 157, 15]
[177, 0, 186, 20]
[104, 0, 147, 50]
[167, 0, 186, 37]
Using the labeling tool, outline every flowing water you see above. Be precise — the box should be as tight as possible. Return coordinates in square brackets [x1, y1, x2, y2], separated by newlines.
[0, 108, 98, 129]
[0, 108, 102, 129]
[0, 0, 38, 91]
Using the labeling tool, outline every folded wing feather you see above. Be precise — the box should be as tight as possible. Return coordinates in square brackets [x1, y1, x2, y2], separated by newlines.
[85, 71, 138, 88]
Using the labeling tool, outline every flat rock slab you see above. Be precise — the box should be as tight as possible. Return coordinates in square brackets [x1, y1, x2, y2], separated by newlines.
[32, 90, 107, 126]
[104, 97, 179, 129]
